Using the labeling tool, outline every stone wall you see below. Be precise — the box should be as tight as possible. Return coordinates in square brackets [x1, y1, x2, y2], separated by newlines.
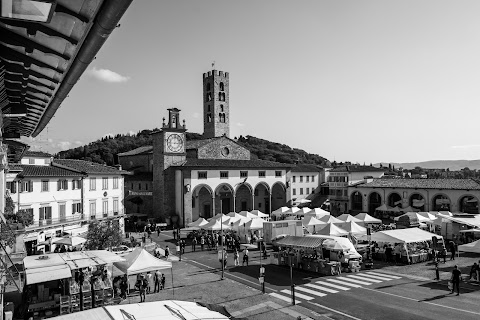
[197, 137, 250, 160]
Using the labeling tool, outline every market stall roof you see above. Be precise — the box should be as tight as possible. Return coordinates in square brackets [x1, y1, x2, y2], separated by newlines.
[50, 300, 230, 320]
[208, 213, 229, 221]
[245, 218, 264, 230]
[306, 208, 331, 217]
[319, 215, 343, 224]
[418, 212, 437, 221]
[437, 213, 480, 228]
[114, 248, 172, 276]
[302, 216, 326, 226]
[354, 212, 382, 224]
[458, 240, 480, 253]
[25, 264, 72, 285]
[239, 211, 257, 218]
[339, 221, 367, 234]
[231, 216, 252, 228]
[276, 236, 324, 248]
[315, 223, 349, 236]
[272, 206, 290, 215]
[360, 228, 442, 243]
[400, 206, 419, 212]
[394, 212, 432, 223]
[459, 229, 480, 233]
[187, 217, 208, 228]
[250, 210, 269, 218]
[202, 219, 232, 231]
[337, 214, 362, 223]
[375, 204, 391, 211]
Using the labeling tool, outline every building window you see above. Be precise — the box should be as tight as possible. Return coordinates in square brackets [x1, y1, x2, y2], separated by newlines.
[300, 176, 303, 183]
[220, 171, 229, 179]
[344, 190, 348, 196]
[6, 181, 16, 194]
[89, 201, 96, 219]
[113, 198, 119, 215]
[113, 177, 119, 189]
[240, 171, 248, 178]
[293, 176, 296, 183]
[102, 177, 108, 190]
[90, 178, 96, 191]
[306, 188, 310, 194]
[145, 183, 149, 191]
[258, 171, 266, 178]
[219, 113, 226, 123]
[206, 83, 211, 91]
[72, 202, 82, 214]
[57, 179, 68, 191]
[44, 158, 50, 165]
[306, 176, 310, 182]
[59, 203, 66, 221]
[131, 183, 134, 189]
[72, 179, 81, 190]
[312, 189, 315, 194]
[219, 82, 224, 91]
[220, 105, 224, 112]
[29, 158, 34, 164]
[39, 206, 52, 222]
[198, 171, 207, 179]
[312, 175, 315, 182]
[275, 171, 282, 177]
[103, 200, 108, 217]
[41, 180, 49, 192]
[300, 188, 304, 195]
[207, 113, 212, 123]
[20, 181, 33, 192]
[138, 183, 142, 190]
[293, 188, 296, 196]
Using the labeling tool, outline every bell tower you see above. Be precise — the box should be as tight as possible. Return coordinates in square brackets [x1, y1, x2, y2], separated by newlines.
[203, 70, 229, 139]
[152, 108, 187, 223]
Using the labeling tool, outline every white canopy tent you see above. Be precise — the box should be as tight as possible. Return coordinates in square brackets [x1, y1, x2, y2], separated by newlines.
[359, 228, 442, 243]
[319, 215, 343, 224]
[337, 214, 362, 223]
[458, 239, 480, 254]
[302, 216, 327, 234]
[394, 212, 432, 223]
[239, 211, 258, 219]
[113, 248, 172, 276]
[272, 206, 290, 215]
[417, 212, 437, 221]
[187, 217, 208, 228]
[208, 213, 229, 221]
[354, 212, 382, 224]
[202, 219, 232, 231]
[339, 221, 367, 235]
[315, 223, 349, 236]
[375, 204, 391, 211]
[400, 206, 419, 212]
[245, 218, 264, 230]
[250, 210, 270, 219]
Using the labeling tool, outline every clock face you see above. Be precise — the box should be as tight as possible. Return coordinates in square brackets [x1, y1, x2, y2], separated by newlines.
[166, 133, 184, 153]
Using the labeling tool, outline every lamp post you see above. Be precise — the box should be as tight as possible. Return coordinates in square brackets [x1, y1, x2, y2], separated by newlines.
[289, 251, 295, 305]
[221, 213, 224, 280]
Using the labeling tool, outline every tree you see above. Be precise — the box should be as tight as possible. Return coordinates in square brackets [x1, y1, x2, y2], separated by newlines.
[85, 220, 122, 250]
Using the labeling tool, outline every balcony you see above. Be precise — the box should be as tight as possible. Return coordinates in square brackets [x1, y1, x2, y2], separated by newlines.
[25, 210, 124, 231]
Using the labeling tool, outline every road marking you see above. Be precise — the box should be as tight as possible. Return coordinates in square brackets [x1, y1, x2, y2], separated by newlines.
[295, 286, 327, 297]
[326, 278, 362, 288]
[366, 271, 401, 279]
[358, 273, 395, 281]
[281, 289, 315, 300]
[337, 277, 373, 286]
[187, 259, 273, 290]
[304, 283, 339, 293]
[361, 287, 480, 316]
[347, 275, 382, 283]
[270, 292, 301, 304]
[315, 280, 350, 291]
[307, 302, 363, 320]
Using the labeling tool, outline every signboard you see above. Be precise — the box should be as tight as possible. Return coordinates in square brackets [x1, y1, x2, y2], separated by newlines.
[258, 276, 264, 284]
[129, 191, 153, 196]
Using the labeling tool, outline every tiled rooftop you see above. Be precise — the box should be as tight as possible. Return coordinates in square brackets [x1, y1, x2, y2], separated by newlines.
[330, 165, 385, 173]
[52, 159, 128, 175]
[118, 146, 153, 157]
[357, 178, 480, 190]
[291, 164, 323, 172]
[175, 158, 294, 169]
[18, 165, 84, 177]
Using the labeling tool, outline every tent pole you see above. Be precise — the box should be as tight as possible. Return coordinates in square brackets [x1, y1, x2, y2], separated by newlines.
[171, 267, 174, 296]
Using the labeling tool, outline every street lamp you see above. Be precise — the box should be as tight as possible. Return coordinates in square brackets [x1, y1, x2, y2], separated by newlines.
[220, 211, 224, 280]
[289, 251, 295, 305]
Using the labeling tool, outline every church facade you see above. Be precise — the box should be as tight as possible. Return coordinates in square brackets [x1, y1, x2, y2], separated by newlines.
[119, 70, 293, 226]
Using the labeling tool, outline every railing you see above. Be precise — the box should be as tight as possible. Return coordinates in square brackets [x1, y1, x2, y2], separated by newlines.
[25, 210, 124, 230]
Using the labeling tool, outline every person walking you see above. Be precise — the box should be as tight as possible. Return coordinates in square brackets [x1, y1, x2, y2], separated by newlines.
[449, 241, 456, 261]
[120, 274, 128, 299]
[451, 265, 461, 295]
[222, 248, 228, 268]
[146, 271, 153, 294]
[138, 275, 147, 302]
[200, 236, 205, 251]
[161, 273, 166, 290]
[192, 237, 197, 252]
[173, 229, 177, 240]
[242, 248, 249, 266]
[154, 270, 161, 293]
[233, 248, 239, 266]
[157, 226, 160, 237]
[165, 246, 170, 260]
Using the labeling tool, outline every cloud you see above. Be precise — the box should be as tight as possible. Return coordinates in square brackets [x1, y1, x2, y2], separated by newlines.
[74, 141, 83, 145]
[236, 122, 245, 127]
[87, 66, 130, 83]
[56, 141, 72, 150]
[451, 144, 480, 149]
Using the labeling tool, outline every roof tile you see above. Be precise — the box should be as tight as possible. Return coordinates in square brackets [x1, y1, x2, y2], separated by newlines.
[175, 158, 294, 169]
[358, 178, 480, 190]
[52, 159, 128, 175]
[18, 165, 83, 177]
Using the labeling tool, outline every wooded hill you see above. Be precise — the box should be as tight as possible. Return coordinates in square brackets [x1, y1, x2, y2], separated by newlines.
[56, 130, 331, 167]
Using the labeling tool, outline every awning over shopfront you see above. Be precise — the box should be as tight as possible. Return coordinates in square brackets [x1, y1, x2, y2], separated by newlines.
[359, 228, 442, 243]
[275, 236, 323, 248]
[25, 264, 72, 285]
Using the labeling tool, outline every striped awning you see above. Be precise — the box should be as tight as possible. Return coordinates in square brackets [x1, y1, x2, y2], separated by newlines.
[276, 236, 323, 248]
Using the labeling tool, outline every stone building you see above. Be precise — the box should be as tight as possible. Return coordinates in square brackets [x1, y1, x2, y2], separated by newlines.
[119, 69, 293, 226]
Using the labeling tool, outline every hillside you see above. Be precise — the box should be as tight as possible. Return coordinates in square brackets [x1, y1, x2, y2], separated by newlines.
[376, 160, 480, 171]
[56, 130, 331, 167]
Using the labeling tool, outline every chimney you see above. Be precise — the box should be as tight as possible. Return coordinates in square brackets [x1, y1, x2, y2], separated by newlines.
[114, 164, 122, 171]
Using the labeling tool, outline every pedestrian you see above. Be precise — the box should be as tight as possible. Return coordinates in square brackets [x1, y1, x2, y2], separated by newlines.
[200, 236, 205, 251]
[147, 229, 152, 241]
[222, 248, 228, 268]
[242, 248, 249, 266]
[440, 247, 447, 263]
[181, 239, 186, 254]
[192, 237, 197, 252]
[173, 229, 177, 240]
[161, 273, 166, 290]
[142, 234, 146, 245]
[146, 271, 153, 294]
[449, 241, 456, 260]
[385, 244, 393, 263]
[233, 248, 239, 266]
[450, 265, 461, 295]
[154, 269, 161, 292]
[120, 274, 128, 299]
[165, 246, 170, 260]
[157, 226, 160, 237]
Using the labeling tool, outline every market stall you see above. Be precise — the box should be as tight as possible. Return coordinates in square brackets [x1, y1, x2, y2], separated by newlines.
[359, 228, 443, 264]
[23, 250, 124, 318]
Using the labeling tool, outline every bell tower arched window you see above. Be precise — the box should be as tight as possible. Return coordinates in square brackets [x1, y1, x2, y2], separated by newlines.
[219, 82, 224, 91]
[206, 83, 211, 91]
[220, 105, 224, 112]
[207, 113, 212, 123]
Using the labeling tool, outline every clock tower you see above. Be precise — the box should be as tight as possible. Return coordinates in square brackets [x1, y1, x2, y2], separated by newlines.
[152, 108, 187, 222]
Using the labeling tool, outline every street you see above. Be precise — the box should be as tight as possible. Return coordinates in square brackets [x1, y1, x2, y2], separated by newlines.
[159, 233, 480, 320]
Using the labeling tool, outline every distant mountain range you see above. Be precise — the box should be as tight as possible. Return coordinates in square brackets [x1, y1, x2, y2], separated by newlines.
[376, 160, 480, 171]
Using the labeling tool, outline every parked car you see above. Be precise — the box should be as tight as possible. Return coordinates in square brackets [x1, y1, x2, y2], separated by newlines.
[109, 245, 134, 255]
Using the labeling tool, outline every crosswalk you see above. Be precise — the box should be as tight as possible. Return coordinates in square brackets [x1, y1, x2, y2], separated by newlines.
[269, 271, 401, 304]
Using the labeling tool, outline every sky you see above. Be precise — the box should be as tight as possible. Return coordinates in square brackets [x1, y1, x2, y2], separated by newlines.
[26, 1, 480, 164]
